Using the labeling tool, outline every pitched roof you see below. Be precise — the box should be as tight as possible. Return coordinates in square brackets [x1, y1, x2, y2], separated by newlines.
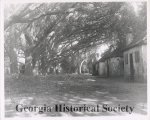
[99, 48, 123, 62]
[123, 36, 147, 51]
[98, 33, 147, 62]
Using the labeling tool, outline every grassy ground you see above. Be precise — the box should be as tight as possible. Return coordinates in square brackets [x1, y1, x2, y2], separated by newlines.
[5, 74, 147, 117]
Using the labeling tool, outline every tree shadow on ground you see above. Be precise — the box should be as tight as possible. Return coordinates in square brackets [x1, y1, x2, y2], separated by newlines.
[5, 75, 147, 117]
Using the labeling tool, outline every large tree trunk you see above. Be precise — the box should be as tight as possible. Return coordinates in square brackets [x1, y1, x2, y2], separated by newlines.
[10, 62, 18, 74]
[8, 49, 18, 74]
[24, 54, 33, 75]
[24, 62, 33, 75]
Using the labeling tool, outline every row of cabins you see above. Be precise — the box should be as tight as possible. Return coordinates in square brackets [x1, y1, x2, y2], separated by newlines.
[95, 34, 147, 82]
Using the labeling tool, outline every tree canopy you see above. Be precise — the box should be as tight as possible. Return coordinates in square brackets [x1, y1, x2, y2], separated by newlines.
[4, 2, 147, 74]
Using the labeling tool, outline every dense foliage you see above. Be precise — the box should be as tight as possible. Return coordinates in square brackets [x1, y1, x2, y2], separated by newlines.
[4, 2, 147, 74]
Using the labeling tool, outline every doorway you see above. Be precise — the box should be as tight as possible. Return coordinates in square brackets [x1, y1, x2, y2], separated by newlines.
[130, 53, 134, 80]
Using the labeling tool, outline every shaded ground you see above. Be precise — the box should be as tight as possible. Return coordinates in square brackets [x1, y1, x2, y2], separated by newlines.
[5, 74, 147, 117]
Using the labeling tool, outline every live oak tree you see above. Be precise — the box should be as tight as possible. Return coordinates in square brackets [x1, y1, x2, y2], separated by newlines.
[4, 2, 146, 74]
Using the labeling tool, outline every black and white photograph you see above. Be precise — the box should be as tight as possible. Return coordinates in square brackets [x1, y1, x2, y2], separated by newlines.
[1, 0, 149, 119]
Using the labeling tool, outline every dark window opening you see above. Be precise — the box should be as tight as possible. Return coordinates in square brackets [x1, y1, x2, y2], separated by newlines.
[125, 54, 128, 64]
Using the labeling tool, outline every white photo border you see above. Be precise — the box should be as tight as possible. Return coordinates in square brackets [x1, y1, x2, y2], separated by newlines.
[0, 0, 149, 120]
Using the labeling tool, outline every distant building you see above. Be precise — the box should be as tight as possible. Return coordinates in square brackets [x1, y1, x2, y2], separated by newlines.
[86, 44, 109, 75]
[97, 48, 124, 77]
[123, 35, 147, 82]
[94, 30, 147, 83]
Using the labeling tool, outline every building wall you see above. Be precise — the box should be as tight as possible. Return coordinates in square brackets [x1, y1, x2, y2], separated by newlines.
[98, 57, 123, 77]
[123, 45, 147, 82]
[142, 45, 147, 81]
[108, 57, 124, 77]
[98, 62, 105, 76]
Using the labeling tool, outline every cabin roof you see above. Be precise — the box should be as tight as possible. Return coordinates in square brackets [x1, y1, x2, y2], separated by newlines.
[123, 35, 147, 51]
[99, 48, 123, 62]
